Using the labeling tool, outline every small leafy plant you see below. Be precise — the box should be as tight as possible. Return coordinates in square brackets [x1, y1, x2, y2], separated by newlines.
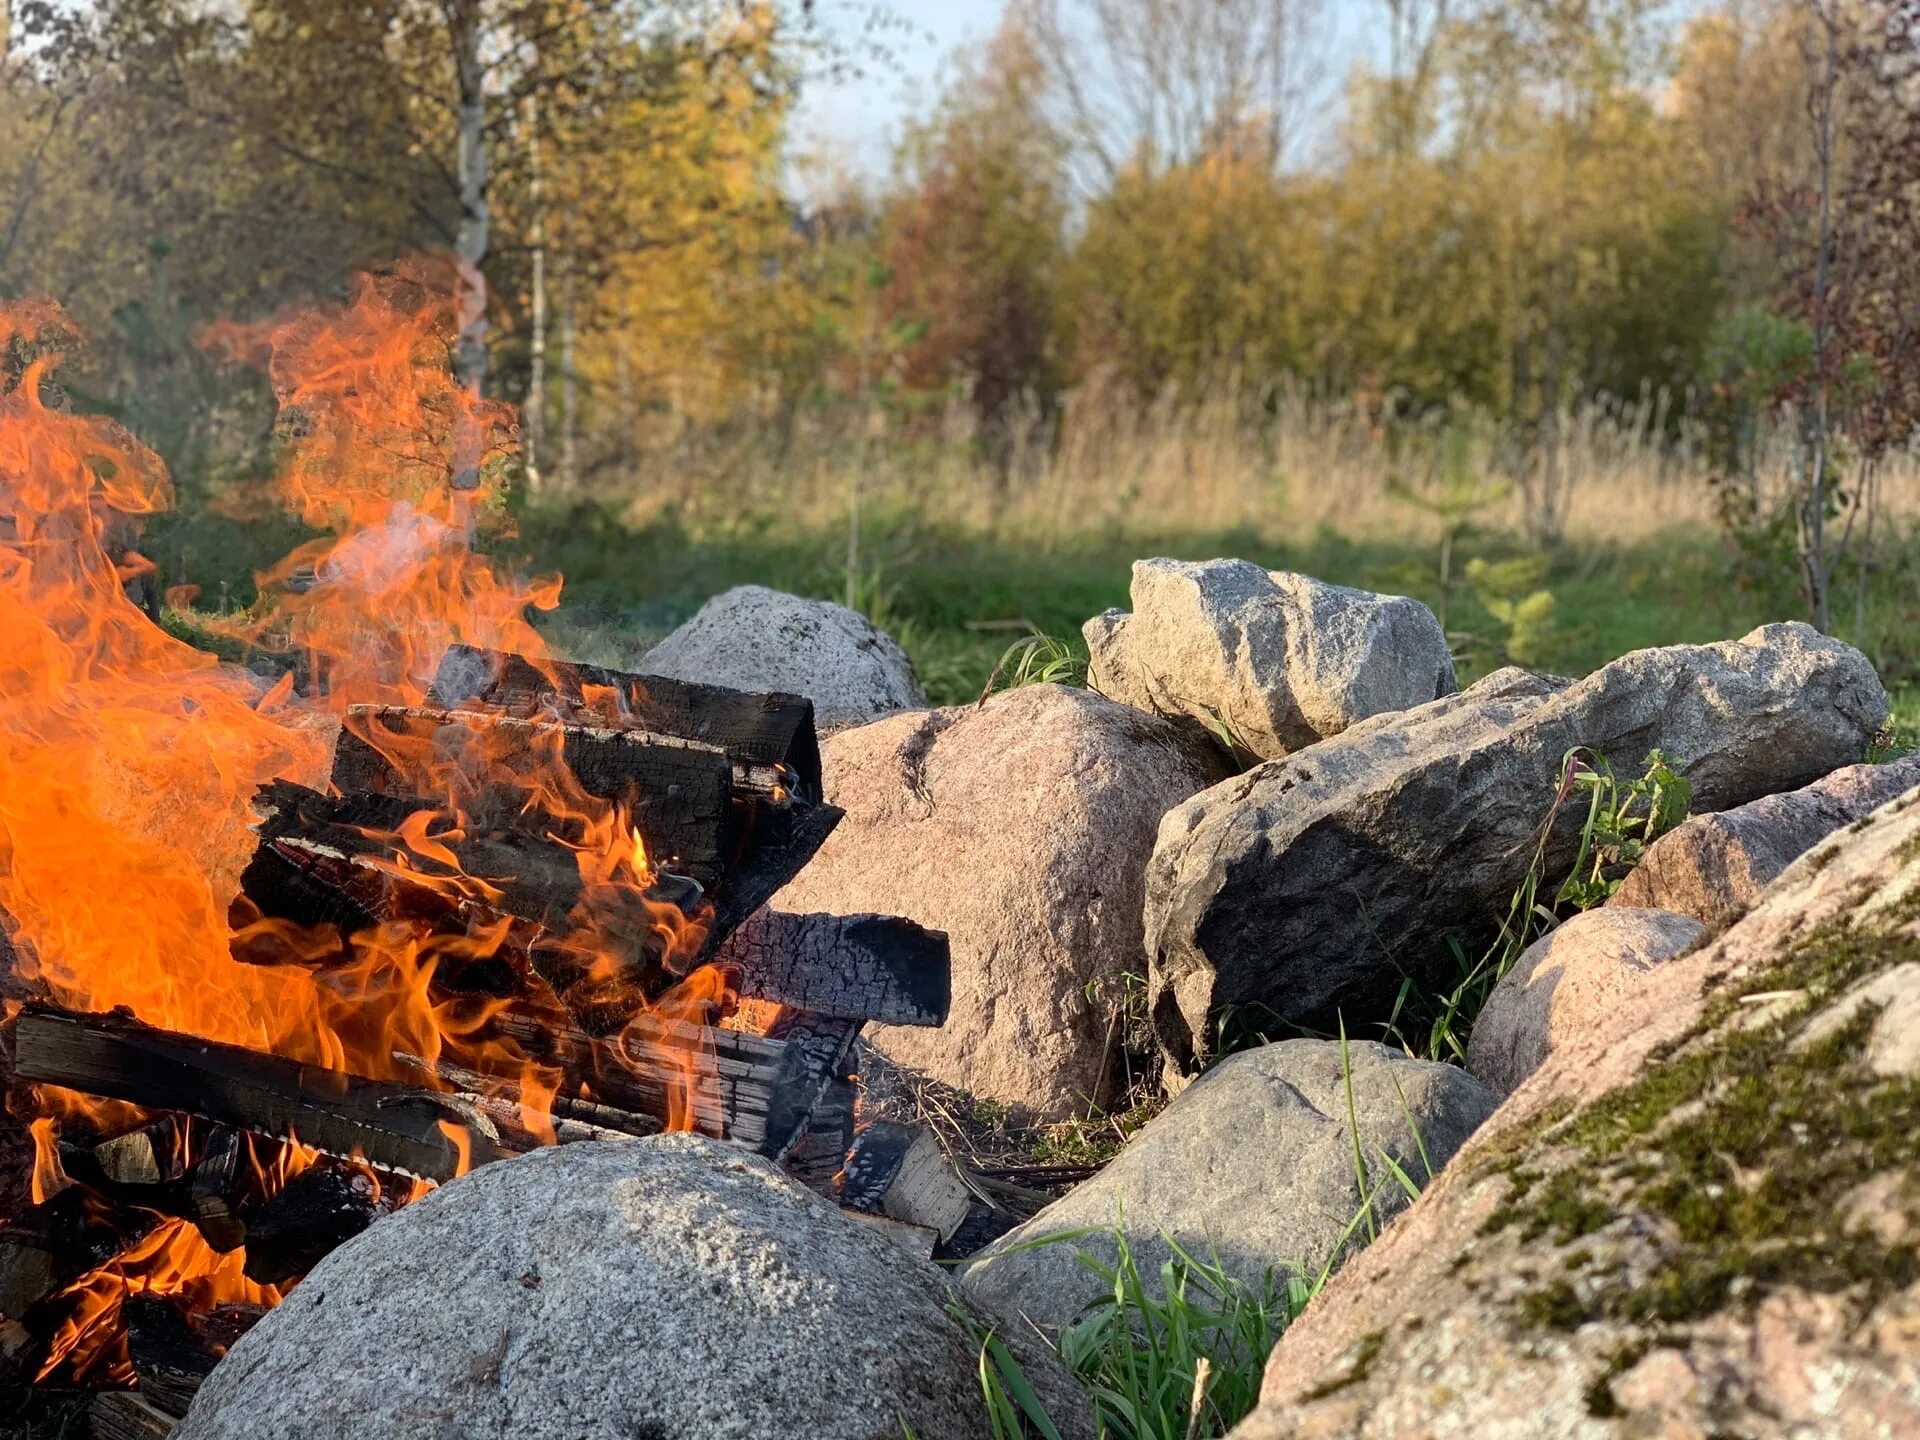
[1384, 747, 1692, 1063]
[1554, 748, 1692, 910]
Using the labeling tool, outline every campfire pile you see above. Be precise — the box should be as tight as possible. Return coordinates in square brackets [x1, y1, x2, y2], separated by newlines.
[1, 643, 958, 1431]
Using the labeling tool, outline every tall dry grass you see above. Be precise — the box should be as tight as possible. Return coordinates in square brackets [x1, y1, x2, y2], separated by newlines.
[587, 372, 1920, 548]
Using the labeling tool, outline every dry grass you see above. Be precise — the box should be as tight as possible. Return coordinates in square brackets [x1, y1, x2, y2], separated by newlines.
[579, 374, 1920, 549]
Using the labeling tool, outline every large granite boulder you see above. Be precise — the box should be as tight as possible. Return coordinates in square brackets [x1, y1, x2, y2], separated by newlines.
[775, 685, 1223, 1119]
[642, 585, 925, 731]
[1466, 906, 1704, 1095]
[1611, 753, 1920, 923]
[177, 1136, 1093, 1440]
[1084, 560, 1455, 760]
[1231, 773, 1920, 1439]
[960, 1040, 1496, 1332]
[1146, 624, 1887, 1071]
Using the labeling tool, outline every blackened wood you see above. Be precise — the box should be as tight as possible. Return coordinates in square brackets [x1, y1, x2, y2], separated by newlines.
[704, 802, 843, 949]
[840, 1122, 972, 1242]
[331, 705, 734, 889]
[240, 1163, 390, 1287]
[244, 781, 696, 1024]
[429, 645, 822, 802]
[0, 1187, 158, 1320]
[188, 1130, 246, 1254]
[780, 1076, 854, 1194]
[124, 1296, 217, 1416]
[392, 1053, 662, 1140]
[757, 1013, 862, 1164]
[718, 911, 949, 1026]
[12, 1007, 518, 1183]
[489, 1009, 786, 1148]
[89, 1391, 181, 1440]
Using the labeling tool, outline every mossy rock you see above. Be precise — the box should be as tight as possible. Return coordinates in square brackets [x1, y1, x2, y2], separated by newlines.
[1232, 785, 1920, 1439]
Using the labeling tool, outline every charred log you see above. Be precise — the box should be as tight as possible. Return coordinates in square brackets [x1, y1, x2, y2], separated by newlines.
[428, 644, 822, 802]
[0, 1186, 159, 1321]
[718, 911, 949, 1026]
[239, 1163, 394, 1287]
[330, 705, 735, 889]
[840, 1122, 972, 1243]
[12, 1007, 519, 1184]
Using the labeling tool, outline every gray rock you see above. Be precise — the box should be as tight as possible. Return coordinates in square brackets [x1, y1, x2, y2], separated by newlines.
[177, 1136, 1093, 1440]
[642, 585, 925, 731]
[1466, 907, 1704, 1095]
[1147, 623, 1887, 1071]
[960, 1040, 1497, 1333]
[1611, 754, 1920, 923]
[1084, 560, 1456, 760]
[1230, 778, 1920, 1440]
[774, 685, 1225, 1120]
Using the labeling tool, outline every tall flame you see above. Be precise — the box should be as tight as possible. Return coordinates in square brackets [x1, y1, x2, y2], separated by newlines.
[0, 268, 726, 1379]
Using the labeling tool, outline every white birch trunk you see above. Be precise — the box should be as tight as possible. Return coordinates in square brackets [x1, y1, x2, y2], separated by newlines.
[560, 258, 578, 488]
[451, 2, 490, 491]
[524, 92, 547, 492]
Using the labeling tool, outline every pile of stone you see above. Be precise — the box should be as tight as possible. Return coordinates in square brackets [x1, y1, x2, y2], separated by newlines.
[172, 565, 1920, 1438]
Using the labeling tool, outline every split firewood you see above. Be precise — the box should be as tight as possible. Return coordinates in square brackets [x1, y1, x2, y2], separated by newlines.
[840, 1122, 974, 1243]
[717, 910, 950, 1026]
[427, 644, 823, 803]
[13, 1007, 521, 1183]
[330, 703, 736, 888]
[88, 1391, 182, 1440]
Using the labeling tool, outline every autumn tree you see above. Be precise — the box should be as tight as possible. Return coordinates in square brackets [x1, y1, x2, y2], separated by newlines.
[879, 18, 1066, 444]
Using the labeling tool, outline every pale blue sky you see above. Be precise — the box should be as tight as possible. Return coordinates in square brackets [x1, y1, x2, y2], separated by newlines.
[789, 0, 1389, 187]
[792, 1, 1013, 183]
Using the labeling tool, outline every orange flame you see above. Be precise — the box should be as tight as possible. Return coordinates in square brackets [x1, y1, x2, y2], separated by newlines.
[0, 271, 731, 1377]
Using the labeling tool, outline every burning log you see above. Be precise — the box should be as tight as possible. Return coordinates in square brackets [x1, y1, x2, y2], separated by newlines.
[12, 1007, 521, 1183]
[718, 911, 950, 1026]
[0, 1186, 159, 1320]
[235, 780, 706, 1032]
[330, 705, 737, 889]
[488, 1009, 799, 1152]
[239, 1163, 395, 1287]
[427, 644, 823, 803]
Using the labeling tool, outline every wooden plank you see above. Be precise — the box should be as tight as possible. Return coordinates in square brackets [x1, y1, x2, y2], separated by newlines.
[13, 1007, 520, 1184]
[332, 704, 735, 888]
[89, 1391, 180, 1440]
[718, 911, 949, 1026]
[841, 1122, 973, 1243]
[429, 644, 822, 802]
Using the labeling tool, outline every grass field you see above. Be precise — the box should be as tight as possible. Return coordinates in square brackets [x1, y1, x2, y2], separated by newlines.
[145, 381, 1920, 738]
[509, 504, 1920, 734]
